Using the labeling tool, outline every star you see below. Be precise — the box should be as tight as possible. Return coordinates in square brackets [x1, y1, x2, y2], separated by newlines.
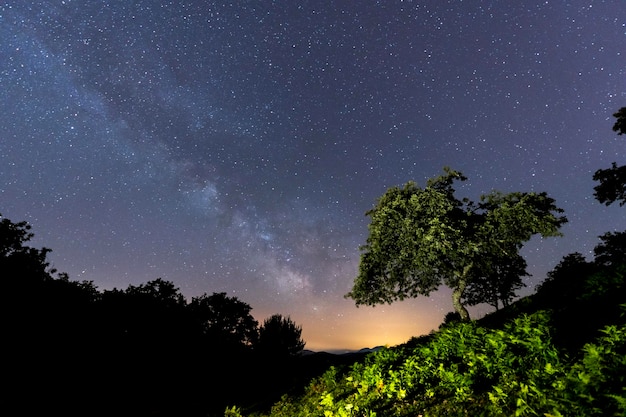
[1, 0, 625, 351]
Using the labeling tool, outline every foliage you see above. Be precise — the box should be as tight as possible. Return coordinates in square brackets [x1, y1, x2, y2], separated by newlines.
[189, 291, 259, 348]
[593, 162, 626, 206]
[551, 317, 626, 416]
[1, 213, 53, 281]
[535, 252, 595, 303]
[4, 150, 626, 417]
[462, 252, 528, 310]
[124, 278, 187, 307]
[346, 167, 566, 320]
[593, 106, 626, 206]
[237, 305, 626, 417]
[613, 106, 626, 135]
[257, 313, 306, 357]
[231, 231, 626, 417]
[0, 214, 35, 256]
[594, 230, 626, 268]
[1, 213, 313, 417]
[439, 311, 462, 328]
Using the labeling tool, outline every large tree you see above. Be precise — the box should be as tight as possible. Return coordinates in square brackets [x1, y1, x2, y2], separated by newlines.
[188, 292, 259, 348]
[593, 107, 626, 206]
[256, 313, 306, 357]
[346, 167, 567, 321]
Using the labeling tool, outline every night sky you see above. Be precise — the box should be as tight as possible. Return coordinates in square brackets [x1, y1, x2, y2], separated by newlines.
[2, 1, 625, 351]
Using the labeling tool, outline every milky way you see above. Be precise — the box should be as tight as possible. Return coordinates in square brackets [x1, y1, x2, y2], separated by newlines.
[1, 1, 625, 350]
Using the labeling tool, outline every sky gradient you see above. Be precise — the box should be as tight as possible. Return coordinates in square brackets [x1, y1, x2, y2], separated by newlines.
[2, 1, 625, 351]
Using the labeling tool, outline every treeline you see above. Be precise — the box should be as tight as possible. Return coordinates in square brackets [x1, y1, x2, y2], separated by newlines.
[2, 215, 323, 417]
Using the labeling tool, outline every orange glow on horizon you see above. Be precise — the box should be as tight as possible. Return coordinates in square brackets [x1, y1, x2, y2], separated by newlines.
[253, 288, 497, 353]
[276, 297, 447, 352]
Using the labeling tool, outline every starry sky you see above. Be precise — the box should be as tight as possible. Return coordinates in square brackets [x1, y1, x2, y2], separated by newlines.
[1, 1, 625, 352]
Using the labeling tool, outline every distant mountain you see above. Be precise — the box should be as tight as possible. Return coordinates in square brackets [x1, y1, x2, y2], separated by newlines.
[355, 346, 384, 354]
[302, 346, 385, 356]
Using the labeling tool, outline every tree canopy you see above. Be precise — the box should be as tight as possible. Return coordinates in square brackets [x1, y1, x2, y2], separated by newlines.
[612, 107, 626, 136]
[593, 107, 626, 206]
[593, 230, 626, 269]
[462, 252, 528, 311]
[346, 167, 567, 321]
[1, 212, 311, 415]
[257, 313, 306, 357]
[188, 291, 259, 349]
[1, 214, 52, 282]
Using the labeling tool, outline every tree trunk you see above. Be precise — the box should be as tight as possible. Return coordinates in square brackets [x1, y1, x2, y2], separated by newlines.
[452, 276, 470, 322]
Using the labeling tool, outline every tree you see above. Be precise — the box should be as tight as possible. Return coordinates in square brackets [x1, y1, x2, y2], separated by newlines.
[540, 252, 591, 289]
[535, 252, 595, 305]
[593, 230, 626, 268]
[1, 213, 53, 282]
[593, 107, 626, 206]
[0, 214, 34, 257]
[101, 278, 189, 342]
[123, 278, 187, 308]
[188, 292, 259, 348]
[612, 107, 626, 136]
[256, 314, 305, 357]
[593, 163, 626, 206]
[462, 252, 528, 310]
[346, 167, 567, 321]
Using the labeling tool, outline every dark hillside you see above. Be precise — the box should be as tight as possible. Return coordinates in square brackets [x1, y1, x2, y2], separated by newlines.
[2, 214, 368, 417]
[233, 253, 626, 417]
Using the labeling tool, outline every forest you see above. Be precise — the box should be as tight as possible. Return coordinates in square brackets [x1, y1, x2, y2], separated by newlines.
[3, 108, 626, 417]
[3, 213, 332, 416]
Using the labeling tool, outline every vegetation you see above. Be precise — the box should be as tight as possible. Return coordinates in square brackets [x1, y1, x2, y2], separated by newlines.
[346, 167, 566, 320]
[257, 314, 306, 358]
[4, 108, 625, 416]
[593, 106, 626, 206]
[229, 240, 626, 417]
[225, 107, 626, 416]
[462, 251, 529, 311]
[2, 213, 315, 417]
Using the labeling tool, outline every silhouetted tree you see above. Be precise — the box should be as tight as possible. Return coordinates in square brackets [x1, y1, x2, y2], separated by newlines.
[1, 213, 52, 283]
[124, 278, 187, 308]
[593, 163, 626, 206]
[463, 252, 528, 310]
[346, 167, 567, 321]
[1, 215, 112, 416]
[257, 314, 306, 357]
[0, 214, 34, 256]
[1, 214, 98, 327]
[593, 107, 626, 206]
[612, 107, 626, 135]
[535, 252, 595, 306]
[100, 278, 189, 344]
[539, 252, 591, 289]
[439, 311, 462, 328]
[594, 230, 626, 268]
[188, 292, 258, 349]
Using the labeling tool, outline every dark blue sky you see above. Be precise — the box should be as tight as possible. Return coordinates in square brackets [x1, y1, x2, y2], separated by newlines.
[1, 1, 625, 350]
